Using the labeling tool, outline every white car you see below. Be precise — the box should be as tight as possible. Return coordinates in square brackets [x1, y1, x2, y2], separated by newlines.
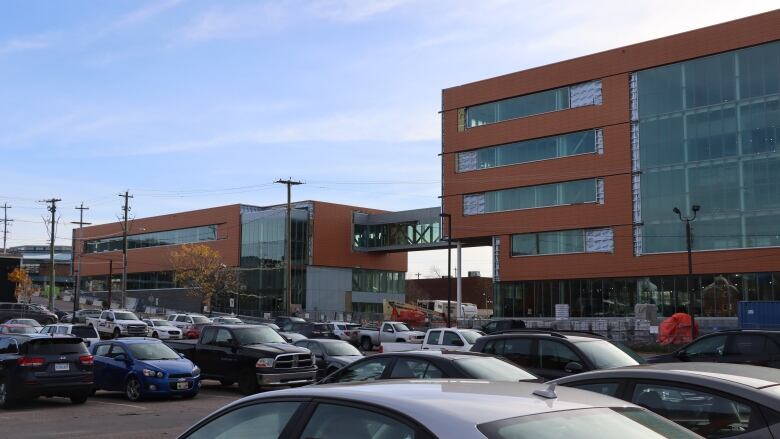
[5, 318, 43, 331]
[177, 380, 700, 438]
[40, 324, 100, 347]
[327, 321, 361, 342]
[168, 313, 213, 330]
[211, 316, 243, 325]
[143, 319, 183, 339]
[380, 328, 485, 353]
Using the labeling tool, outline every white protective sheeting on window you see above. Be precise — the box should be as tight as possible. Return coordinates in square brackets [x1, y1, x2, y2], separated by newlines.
[457, 151, 478, 172]
[634, 226, 643, 256]
[632, 174, 642, 224]
[595, 128, 604, 154]
[596, 178, 605, 204]
[585, 228, 614, 253]
[570, 80, 603, 107]
[463, 194, 486, 215]
[629, 73, 639, 121]
[631, 124, 641, 172]
[492, 236, 501, 282]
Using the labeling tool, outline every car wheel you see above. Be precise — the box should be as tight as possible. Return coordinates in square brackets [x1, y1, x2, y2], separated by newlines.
[219, 379, 235, 387]
[113, 328, 121, 339]
[238, 371, 258, 395]
[152, 332, 159, 339]
[70, 393, 89, 404]
[125, 376, 142, 402]
[0, 379, 15, 409]
[360, 337, 373, 351]
[396, 338, 405, 342]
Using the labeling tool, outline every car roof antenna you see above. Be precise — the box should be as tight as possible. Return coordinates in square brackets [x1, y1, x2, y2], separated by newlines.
[533, 383, 557, 399]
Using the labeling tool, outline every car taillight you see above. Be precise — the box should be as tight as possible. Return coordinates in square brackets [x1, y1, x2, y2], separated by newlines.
[18, 357, 45, 367]
[79, 355, 94, 365]
[378, 345, 384, 353]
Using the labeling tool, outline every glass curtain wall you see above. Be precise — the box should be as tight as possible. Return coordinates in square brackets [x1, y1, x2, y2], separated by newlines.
[84, 225, 218, 253]
[352, 269, 406, 294]
[638, 40, 780, 253]
[353, 221, 441, 249]
[466, 86, 570, 127]
[240, 208, 309, 314]
[479, 179, 598, 214]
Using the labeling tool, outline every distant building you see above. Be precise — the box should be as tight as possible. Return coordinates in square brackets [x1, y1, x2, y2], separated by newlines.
[406, 277, 493, 310]
[8, 245, 72, 293]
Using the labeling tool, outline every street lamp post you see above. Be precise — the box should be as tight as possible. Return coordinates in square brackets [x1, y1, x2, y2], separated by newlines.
[673, 204, 700, 341]
[439, 212, 452, 327]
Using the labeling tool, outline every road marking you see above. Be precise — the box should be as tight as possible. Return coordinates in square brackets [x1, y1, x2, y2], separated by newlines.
[91, 400, 146, 410]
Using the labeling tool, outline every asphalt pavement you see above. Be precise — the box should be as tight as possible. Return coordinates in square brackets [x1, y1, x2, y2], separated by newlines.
[1, 380, 243, 439]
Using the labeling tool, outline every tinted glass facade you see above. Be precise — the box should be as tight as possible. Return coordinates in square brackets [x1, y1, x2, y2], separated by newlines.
[467, 86, 570, 127]
[638, 40, 780, 253]
[457, 129, 599, 172]
[81, 271, 176, 292]
[352, 269, 406, 294]
[465, 178, 600, 215]
[84, 225, 217, 253]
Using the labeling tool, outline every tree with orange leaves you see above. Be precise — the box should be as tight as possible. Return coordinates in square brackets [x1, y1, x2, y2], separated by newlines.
[8, 267, 34, 303]
[170, 244, 239, 313]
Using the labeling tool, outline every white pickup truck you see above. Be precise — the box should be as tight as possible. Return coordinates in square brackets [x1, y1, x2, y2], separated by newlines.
[380, 328, 485, 353]
[358, 322, 425, 351]
[86, 309, 148, 339]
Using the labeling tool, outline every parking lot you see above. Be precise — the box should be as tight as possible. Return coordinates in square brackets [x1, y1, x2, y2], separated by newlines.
[2, 381, 242, 439]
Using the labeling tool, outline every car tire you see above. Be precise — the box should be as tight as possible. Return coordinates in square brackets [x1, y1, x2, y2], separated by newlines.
[152, 332, 159, 339]
[125, 376, 142, 402]
[219, 379, 235, 387]
[396, 338, 405, 342]
[361, 337, 373, 351]
[0, 379, 15, 409]
[70, 393, 89, 404]
[238, 371, 258, 395]
[113, 328, 121, 339]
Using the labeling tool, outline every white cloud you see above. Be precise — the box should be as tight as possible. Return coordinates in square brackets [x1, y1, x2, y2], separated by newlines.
[111, 0, 184, 29]
[0, 35, 49, 56]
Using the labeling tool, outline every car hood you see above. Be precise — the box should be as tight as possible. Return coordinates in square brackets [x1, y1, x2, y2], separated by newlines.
[139, 359, 195, 374]
[155, 326, 180, 331]
[645, 353, 678, 363]
[116, 320, 146, 325]
[330, 355, 362, 365]
[242, 342, 310, 355]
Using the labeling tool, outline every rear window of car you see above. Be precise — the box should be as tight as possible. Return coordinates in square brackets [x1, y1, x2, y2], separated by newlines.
[71, 326, 98, 338]
[26, 339, 89, 355]
[574, 340, 642, 369]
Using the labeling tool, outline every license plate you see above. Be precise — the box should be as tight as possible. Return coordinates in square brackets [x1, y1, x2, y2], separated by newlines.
[55, 363, 69, 372]
[176, 381, 189, 390]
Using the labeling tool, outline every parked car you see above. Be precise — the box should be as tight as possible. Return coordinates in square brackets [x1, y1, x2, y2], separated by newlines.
[0, 334, 93, 408]
[165, 324, 316, 395]
[177, 380, 699, 439]
[68, 309, 103, 324]
[470, 330, 645, 380]
[647, 329, 780, 368]
[274, 316, 306, 331]
[0, 302, 58, 325]
[142, 319, 183, 340]
[184, 323, 211, 340]
[552, 362, 780, 438]
[40, 324, 100, 347]
[168, 314, 213, 330]
[86, 310, 148, 339]
[0, 324, 38, 334]
[91, 338, 200, 401]
[380, 328, 486, 353]
[293, 339, 364, 379]
[327, 321, 361, 342]
[319, 350, 540, 384]
[4, 319, 42, 331]
[481, 318, 526, 334]
[358, 321, 425, 351]
[211, 316, 243, 325]
[289, 321, 336, 339]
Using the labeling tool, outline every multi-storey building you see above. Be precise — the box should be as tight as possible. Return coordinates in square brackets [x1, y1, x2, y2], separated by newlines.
[442, 11, 780, 319]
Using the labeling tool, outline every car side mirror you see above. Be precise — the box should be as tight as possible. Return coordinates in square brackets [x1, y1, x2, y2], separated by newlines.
[114, 353, 130, 363]
[179, 352, 185, 358]
[676, 350, 688, 359]
[107, 316, 114, 322]
[315, 353, 324, 360]
[564, 361, 584, 374]
[452, 339, 465, 347]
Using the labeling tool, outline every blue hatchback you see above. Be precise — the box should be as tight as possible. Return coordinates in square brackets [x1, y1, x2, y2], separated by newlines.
[91, 338, 200, 401]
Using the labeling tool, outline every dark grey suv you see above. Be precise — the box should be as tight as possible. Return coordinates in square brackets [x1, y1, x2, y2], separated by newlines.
[0, 303, 58, 325]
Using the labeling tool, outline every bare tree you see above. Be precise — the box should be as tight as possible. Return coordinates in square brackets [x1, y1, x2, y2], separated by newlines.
[429, 265, 443, 278]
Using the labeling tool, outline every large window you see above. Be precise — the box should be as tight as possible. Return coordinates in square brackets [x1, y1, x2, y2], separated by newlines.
[84, 225, 218, 253]
[636, 40, 780, 253]
[458, 130, 601, 172]
[352, 269, 406, 294]
[465, 80, 602, 128]
[511, 228, 614, 256]
[464, 179, 601, 215]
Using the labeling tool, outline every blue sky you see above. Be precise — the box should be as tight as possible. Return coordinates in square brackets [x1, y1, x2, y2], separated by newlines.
[1, 0, 777, 277]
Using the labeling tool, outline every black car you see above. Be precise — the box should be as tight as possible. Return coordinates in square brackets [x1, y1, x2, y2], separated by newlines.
[647, 329, 780, 368]
[294, 339, 364, 379]
[0, 302, 58, 325]
[319, 351, 539, 384]
[470, 330, 644, 380]
[289, 322, 336, 339]
[274, 316, 306, 331]
[481, 319, 526, 334]
[0, 334, 93, 408]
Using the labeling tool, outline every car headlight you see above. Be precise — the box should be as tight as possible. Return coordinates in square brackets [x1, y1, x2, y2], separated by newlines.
[142, 369, 164, 378]
[255, 358, 274, 368]
[192, 366, 201, 376]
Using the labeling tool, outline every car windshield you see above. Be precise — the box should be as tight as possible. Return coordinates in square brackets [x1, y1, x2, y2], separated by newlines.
[459, 330, 482, 344]
[479, 407, 699, 439]
[128, 343, 180, 360]
[221, 318, 241, 324]
[8, 326, 37, 334]
[151, 320, 169, 326]
[455, 357, 537, 382]
[574, 340, 642, 369]
[233, 326, 286, 345]
[71, 326, 98, 338]
[113, 312, 139, 320]
[392, 323, 411, 332]
[324, 342, 362, 356]
[13, 319, 40, 326]
[192, 316, 211, 324]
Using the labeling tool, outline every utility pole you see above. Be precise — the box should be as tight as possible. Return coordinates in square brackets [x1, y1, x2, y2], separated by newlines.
[106, 259, 113, 309]
[40, 198, 61, 310]
[71, 203, 91, 314]
[275, 179, 303, 316]
[1, 203, 11, 254]
[119, 191, 133, 309]
[439, 212, 452, 327]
